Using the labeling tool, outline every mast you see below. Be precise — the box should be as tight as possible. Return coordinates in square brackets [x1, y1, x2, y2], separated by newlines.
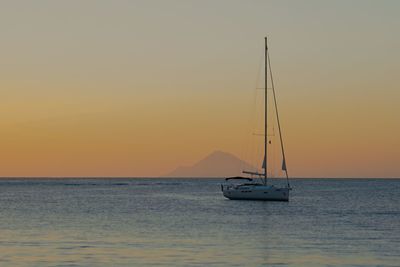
[264, 37, 268, 185]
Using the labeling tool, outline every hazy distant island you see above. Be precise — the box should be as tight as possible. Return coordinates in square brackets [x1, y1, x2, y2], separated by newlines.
[165, 150, 254, 177]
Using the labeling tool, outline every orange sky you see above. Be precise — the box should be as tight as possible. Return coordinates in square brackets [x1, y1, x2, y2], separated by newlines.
[0, 1, 399, 177]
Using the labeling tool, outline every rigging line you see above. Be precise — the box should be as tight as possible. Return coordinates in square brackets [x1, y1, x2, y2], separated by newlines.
[256, 50, 265, 180]
[240, 51, 262, 180]
[267, 50, 290, 188]
[255, 50, 264, 90]
[239, 50, 263, 176]
[256, 50, 265, 182]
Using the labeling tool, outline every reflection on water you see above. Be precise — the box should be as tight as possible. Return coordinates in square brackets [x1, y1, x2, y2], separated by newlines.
[0, 178, 399, 266]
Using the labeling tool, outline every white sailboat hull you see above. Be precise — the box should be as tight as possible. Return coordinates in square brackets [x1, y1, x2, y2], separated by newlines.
[222, 184, 289, 201]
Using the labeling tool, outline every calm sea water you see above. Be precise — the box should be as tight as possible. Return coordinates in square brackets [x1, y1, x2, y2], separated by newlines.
[0, 178, 399, 267]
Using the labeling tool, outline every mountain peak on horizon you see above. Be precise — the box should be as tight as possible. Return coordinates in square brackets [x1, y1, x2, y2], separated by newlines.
[165, 150, 255, 178]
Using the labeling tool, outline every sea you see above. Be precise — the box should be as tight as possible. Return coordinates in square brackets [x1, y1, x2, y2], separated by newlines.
[0, 178, 399, 267]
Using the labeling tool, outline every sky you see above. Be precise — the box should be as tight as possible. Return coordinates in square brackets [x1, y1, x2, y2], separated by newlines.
[0, 0, 399, 177]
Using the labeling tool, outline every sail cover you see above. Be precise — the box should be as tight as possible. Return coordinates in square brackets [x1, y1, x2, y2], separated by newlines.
[262, 155, 266, 169]
[282, 159, 287, 171]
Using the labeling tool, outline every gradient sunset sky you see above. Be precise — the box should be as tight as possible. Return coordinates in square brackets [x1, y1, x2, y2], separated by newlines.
[0, 0, 399, 177]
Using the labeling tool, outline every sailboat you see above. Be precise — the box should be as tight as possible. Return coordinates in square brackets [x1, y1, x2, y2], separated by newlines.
[221, 37, 291, 201]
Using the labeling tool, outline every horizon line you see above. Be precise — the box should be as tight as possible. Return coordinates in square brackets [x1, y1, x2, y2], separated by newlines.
[0, 176, 398, 179]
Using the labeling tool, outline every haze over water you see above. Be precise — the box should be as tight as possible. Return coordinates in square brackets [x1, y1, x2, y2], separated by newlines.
[1, 1, 399, 178]
[1, 178, 399, 266]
